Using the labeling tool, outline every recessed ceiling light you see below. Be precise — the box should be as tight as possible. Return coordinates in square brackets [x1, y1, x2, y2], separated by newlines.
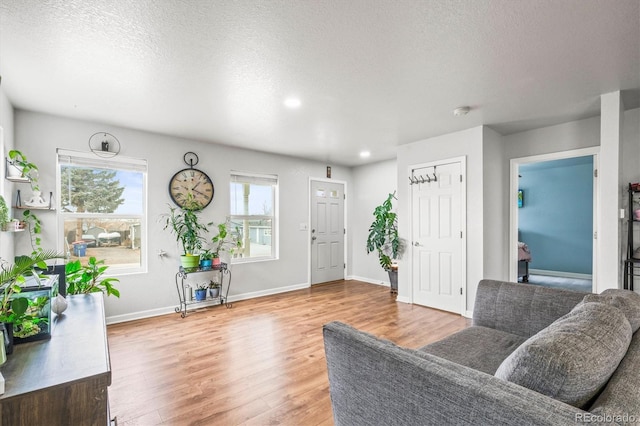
[284, 97, 301, 108]
[453, 106, 471, 116]
[360, 151, 371, 158]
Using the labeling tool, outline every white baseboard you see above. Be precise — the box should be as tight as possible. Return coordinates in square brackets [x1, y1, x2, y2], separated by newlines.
[106, 306, 177, 324]
[464, 310, 473, 319]
[396, 296, 411, 304]
[106, 282, 310, 324]
[529, 269, 592, 280]
[348, 275, 389, 287]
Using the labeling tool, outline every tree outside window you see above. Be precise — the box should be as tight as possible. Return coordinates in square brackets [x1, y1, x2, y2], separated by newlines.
[58, 150, 147, 274]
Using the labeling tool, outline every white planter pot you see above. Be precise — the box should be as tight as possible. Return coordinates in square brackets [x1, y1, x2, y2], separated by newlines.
[6, 161, 24, 178]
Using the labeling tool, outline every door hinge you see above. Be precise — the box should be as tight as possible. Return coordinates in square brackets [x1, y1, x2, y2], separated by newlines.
[460, 231, 463, 238]
[594, 169, 598, 178]
[460, 288, 463, 295]
[344, 228, 346, 234]
[594, 231, 597, 239]
[460, 174, 463, 182]
[344, 263, 346, 269]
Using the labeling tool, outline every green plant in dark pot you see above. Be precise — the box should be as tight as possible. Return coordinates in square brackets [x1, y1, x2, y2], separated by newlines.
[366, 192, 402, 293]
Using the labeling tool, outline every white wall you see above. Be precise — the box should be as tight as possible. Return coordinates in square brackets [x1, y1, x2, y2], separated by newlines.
[0, 89, 15, 263]
[482, 126, 508, 282]
[621, 107, 640, 290]
[350, 159, 397, 285]
[503, 115, 601, 159]
[13, 110, 354, 322]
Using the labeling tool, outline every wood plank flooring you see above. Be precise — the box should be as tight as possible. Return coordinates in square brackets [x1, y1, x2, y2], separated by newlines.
[107, 280, 470, 426]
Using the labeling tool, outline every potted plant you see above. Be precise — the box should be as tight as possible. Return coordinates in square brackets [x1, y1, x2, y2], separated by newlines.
[65, 257, 120, 297]
[161, 196, 211, 270]
[0, 250, 65, 353]
[366, 192, 402, 293]
[199, 249, 214, 270]
[210, 221, 242, 266]
[194, 282, 209, 301]
[7, 149, 39, 191]
[208, 279, 221, 298]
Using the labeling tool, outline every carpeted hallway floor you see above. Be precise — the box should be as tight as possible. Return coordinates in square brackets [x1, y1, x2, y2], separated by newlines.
[525, 274, 593, 293]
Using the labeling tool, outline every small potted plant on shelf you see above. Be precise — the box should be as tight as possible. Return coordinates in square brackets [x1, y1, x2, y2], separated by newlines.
[194, 282, 209, 301]
[199, 249, 214, 270]
[366, 192, 403, 294]
[210, 221, 242, 266]
[208, 279, 221, 298]
[7, 150, 39, 189]
[161, 195, 211, 270]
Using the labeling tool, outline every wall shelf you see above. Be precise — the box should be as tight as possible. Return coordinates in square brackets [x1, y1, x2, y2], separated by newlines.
[13, 206, 55, 211]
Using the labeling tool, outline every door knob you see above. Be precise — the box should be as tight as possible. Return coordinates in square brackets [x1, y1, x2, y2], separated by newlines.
[312, 236, 317, 241]
[414, 241, 421, 247]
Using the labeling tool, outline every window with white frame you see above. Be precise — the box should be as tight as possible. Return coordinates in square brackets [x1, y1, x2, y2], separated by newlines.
[229, 171, 278, 262]
[57, 149, 147, 274]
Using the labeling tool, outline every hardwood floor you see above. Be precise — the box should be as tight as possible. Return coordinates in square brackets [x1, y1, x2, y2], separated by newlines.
[107, 280, 470, 425]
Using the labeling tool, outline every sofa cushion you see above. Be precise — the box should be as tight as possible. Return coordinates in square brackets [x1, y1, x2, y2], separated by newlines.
[581, 289, 640, 333]
[588, 330, 640, 422]
[419, 326, 526, 375]
[494, 302, 632, 408]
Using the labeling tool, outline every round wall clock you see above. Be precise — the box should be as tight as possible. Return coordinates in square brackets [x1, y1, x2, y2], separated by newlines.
[169, 152, 214, 210]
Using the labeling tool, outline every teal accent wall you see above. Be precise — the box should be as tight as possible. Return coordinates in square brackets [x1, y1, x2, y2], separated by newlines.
[519, 156, 593, 275]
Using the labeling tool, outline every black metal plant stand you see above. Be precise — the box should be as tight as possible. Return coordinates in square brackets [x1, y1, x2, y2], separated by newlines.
[175, 262, 232, 318]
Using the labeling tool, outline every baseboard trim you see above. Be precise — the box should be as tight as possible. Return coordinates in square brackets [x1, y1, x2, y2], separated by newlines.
[348, 275, 390, 287]
[529, 269, 592, 280]
[106, 306, 177, 325]
[106, 282, 310, 324]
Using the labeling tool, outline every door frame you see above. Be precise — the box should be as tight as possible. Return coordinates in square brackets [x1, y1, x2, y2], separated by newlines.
[308, 177, 348, 286]
[509, 147, 599, 289]
[407, 156, 467, 314]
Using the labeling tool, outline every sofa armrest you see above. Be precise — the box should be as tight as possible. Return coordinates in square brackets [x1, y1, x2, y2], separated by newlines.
[473, 279, 587, 338]
[323, 321, 590, 426]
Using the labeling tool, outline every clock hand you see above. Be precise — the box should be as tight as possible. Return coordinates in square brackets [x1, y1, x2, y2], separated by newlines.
[192, 188, 209, 198]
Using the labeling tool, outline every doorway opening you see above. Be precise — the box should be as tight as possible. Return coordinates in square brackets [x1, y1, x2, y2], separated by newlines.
[510, 148, 598, 293]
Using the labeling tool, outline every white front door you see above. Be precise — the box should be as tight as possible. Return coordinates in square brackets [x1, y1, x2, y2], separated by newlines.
[411, 161, 464, 313]
[311, 180, 345, 284]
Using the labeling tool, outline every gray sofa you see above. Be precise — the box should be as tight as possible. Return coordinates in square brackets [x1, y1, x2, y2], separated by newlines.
[323, 279, 640, 425]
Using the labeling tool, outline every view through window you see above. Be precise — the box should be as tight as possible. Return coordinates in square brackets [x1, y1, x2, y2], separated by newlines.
[229, 172, 278, 262]
[58, 149, 147, 273]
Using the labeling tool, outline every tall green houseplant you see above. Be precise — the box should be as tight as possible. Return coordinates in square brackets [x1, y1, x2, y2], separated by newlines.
[366, 192, 401, 292]
[162, 196, 211, 269]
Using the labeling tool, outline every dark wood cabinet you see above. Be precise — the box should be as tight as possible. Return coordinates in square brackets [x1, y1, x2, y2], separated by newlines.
[0, 293, 113, 425]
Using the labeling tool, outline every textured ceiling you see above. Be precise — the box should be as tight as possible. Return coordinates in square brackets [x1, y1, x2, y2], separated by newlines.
[0, 0, 638, 166]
